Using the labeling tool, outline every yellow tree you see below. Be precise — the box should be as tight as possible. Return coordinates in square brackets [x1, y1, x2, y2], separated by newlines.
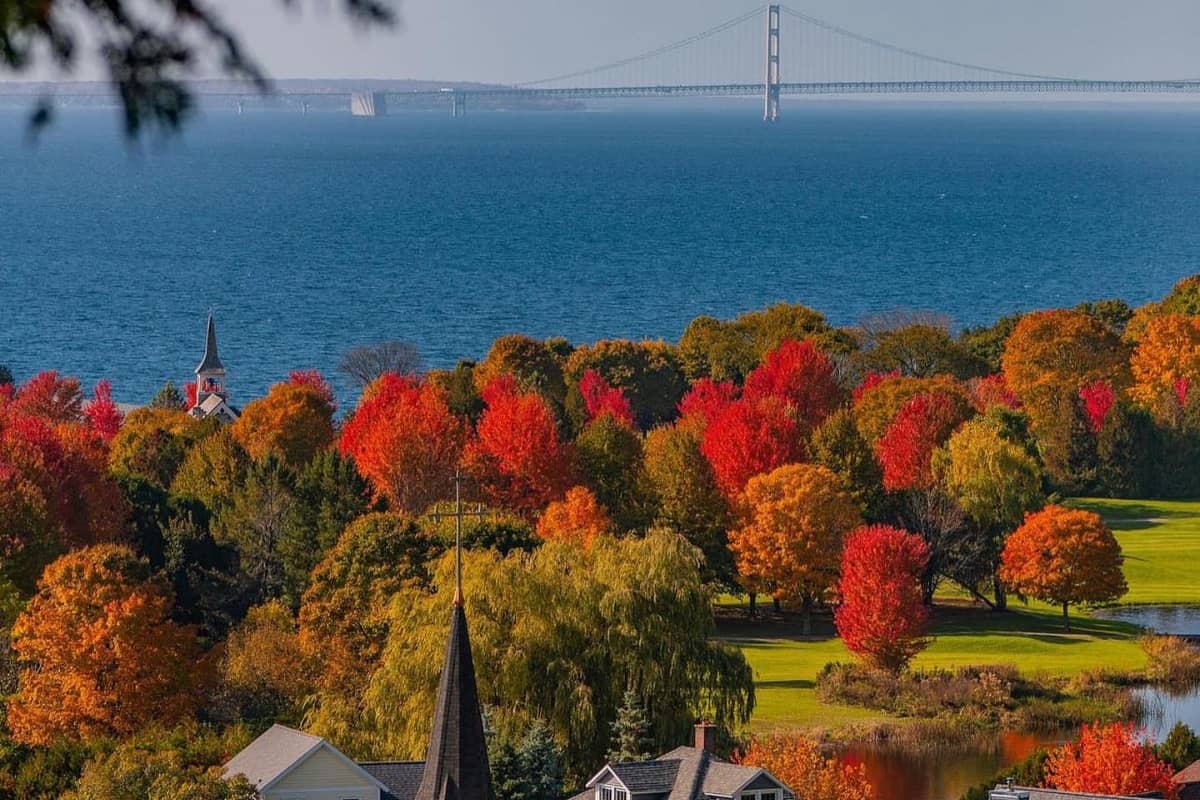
[232, 380, 335, 468]
[729, 463, 861, 633]
[536, 486, 613, 550]
[7, 545, 204, 745]
[999, 505, 1127, 631]
[1129, 313, 1200, 421]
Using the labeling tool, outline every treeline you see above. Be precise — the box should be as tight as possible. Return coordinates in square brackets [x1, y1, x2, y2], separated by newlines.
[2, 275, 1200, 798]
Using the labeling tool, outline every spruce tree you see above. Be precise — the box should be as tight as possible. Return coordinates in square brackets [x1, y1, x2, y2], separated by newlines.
[607, 690, 653, 764]
[516, 721, 564, 800]
[149, 381, 187, 410]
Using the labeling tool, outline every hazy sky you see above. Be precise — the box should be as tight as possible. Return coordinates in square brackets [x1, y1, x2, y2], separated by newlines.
[27, 0, 1200, 84]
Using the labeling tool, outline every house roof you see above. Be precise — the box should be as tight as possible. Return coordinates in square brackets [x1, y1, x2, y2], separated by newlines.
[586, 746, 781, 800]
[413, 603, 493, 800]
[1176, 759, 1200, 786]
[196, 314, 225, 374]
[361, 761, 426, 800]
[992, 786, 1165, 800]
[222, 725, 325, 789]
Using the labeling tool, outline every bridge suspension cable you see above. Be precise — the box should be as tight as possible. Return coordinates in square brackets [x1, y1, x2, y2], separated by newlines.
[778, 5, 1082, 83]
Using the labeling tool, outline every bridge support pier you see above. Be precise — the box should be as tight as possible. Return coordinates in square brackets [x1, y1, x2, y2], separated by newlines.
[764, 4, 781, 121]
[451, 92, 466, 118]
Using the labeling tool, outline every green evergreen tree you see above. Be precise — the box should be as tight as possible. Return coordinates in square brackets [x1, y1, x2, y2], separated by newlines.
[515, 722, 564, 800]
[607, 690, 654, 764]
[149, 381, 187, 410]
[1157, 722, 1200, 771]
[1096, 401, 1158, 498]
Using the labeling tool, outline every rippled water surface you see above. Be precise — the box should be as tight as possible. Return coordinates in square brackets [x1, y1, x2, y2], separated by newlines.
[4, 104, 1200, 403]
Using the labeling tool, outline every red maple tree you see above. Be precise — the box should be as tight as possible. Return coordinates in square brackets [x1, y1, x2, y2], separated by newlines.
[464, 375, 574, 512]
[338, 374, 467, 513]
[876, 392, 970, 491]
[701, 396, 805, 500]
[834, 524, 931, 672]
[1078, 380, 1115, 433]
[83, 380, 123, 442]
[289, 369, 337, 411]
[578, 369, 634, 426]
[677, 377, 738, 426]
[970, 373, 1022, 411]
[743, 339, 842, 435]
[852, 369, 901, 403]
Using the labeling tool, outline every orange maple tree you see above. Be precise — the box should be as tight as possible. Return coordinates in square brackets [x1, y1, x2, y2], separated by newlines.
[834, 524, 931, 672]
[233, 376, 336, 467]
[535, 485, 613, 549]
[6, 545, 204, 745]
[736, 733, 873, 800]
[999, 505, 1127, 630]
[1129, 313, 1200, 421]
[465, 375, 574, 513]
[729, 463, 861, 632]
[1001, 309, 1128, 412]
[1044, 723, 1177, 799]
[338, 374, 468, 513]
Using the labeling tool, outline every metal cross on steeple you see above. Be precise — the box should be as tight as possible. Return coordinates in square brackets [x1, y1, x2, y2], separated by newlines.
[423, 470, 488, 606]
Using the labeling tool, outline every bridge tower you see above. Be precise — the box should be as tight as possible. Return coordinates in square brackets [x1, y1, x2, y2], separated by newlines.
[764, 4, 781, 121]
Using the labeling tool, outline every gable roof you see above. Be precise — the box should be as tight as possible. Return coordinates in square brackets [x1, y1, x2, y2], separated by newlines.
[222, 724, 388, 795]
[1177, 759, 1200, 786]
[586, 747, 783, 800]
[223, 725, 323, 788]
[362, 761, 426, 800]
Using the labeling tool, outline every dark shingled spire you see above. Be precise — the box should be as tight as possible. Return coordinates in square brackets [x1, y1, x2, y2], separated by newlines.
[196, 314, 225, 374]
[414, 604, 493, 800]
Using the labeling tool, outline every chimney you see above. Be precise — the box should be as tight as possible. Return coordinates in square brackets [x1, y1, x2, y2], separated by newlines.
[694, 722, 717, 753]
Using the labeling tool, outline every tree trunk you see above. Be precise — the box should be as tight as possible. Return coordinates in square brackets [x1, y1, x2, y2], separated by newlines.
[992, 573, 1008, 611]
[748, 592, 757, 617]
[801, 596, 813, 637]
[1063, 602, 1071, 632]
[773, 596, 782, 614]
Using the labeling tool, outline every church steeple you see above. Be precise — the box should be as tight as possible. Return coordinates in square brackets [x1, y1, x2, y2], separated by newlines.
[196, 313, 225, 375]
[415, 477, 493, 800]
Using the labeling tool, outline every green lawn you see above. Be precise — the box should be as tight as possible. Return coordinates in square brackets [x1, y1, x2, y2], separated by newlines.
[724, 498, 1200, 731]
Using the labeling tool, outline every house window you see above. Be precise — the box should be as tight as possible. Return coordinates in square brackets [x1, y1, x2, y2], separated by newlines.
[742, 791, 779, 800]
[598, 785, 628, 800]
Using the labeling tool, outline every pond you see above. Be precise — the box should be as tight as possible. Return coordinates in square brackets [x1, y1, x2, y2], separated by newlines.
[839, 605, 1200, 800]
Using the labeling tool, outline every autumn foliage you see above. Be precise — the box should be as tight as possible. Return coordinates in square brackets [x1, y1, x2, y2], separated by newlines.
[875, 392, 970, 491]
[1129, 313, 1200, 420]
[578, 369, 634, 426]
[535, 485, 613, 549]
[1000, 505, 1127, 630]
[677, 377, 738, 427]
[466, 375, 574, 512]
[743, 339, 842, 435]
[7, 545, 204, 745]
[339, 374, 468, 513]
[730, 464, 861, 617]
[232, 376, 336, 467]
[834, 525, 931, 672]
[1043, 723, 1177, 799]
[701, 396, 804, 500]
[737, 734, 873, 800]
[1079, 380, 1116, 433]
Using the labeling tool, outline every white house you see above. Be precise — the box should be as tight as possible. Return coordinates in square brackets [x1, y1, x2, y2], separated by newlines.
[222, 725, 424, 800]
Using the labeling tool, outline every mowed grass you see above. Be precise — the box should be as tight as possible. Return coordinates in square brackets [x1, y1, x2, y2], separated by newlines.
[722, 498, 1200, 731]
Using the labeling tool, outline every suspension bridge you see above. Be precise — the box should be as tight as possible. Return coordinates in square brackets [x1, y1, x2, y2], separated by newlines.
[5, 5, 1200, 118]
[371, 4, 1200, 120]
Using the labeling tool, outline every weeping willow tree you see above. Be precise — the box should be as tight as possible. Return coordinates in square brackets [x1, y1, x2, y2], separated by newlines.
[338, 531, 753, 780]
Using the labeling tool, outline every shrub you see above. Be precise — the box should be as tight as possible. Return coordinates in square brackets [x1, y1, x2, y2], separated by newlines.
[1141, 634, 1200, 685]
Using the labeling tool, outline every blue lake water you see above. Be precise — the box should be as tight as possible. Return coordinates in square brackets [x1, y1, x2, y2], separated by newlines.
[3, 104, 1200, 405]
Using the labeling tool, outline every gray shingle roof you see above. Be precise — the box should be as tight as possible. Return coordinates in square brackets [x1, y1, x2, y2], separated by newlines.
[609, 760, 680, 794]
[361, 761, 426, 800]
[222, 724, 322, 789]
